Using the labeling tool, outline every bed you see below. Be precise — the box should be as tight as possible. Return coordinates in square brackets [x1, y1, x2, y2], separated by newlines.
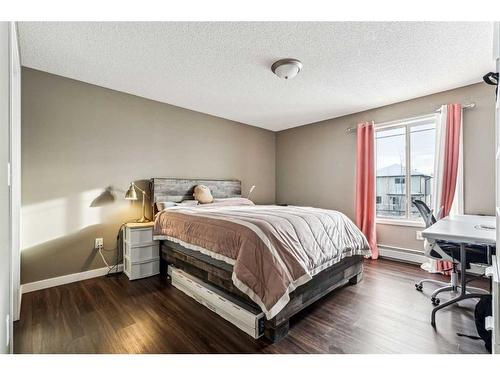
[150, 178, 371, 342]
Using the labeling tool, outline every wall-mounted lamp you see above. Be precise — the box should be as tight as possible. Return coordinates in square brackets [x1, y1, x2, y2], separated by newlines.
[125, 182, 151, 223]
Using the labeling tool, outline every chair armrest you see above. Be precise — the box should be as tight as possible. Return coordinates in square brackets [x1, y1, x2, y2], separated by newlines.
[424, 240, 455, 263]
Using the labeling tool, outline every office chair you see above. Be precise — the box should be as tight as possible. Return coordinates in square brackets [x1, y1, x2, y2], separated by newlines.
[413, 200, 488, 306]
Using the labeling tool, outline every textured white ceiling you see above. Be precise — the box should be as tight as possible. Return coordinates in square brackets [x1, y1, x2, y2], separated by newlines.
[18, 22, 493, 131]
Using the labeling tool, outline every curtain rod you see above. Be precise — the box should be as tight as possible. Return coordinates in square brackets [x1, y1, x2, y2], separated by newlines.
[345, 102, 476, 133]
[435, 102, 476, 112]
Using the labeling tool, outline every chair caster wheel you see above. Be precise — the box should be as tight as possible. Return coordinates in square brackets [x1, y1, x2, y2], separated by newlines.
[415, 283, 423, 291]
[431, 298, 440, 306]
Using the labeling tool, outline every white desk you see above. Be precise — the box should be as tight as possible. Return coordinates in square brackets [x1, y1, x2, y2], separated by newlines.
[422, 215, 495, 327]
[422, 215, 496, 246]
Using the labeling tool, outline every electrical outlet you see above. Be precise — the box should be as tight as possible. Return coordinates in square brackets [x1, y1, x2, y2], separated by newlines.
[416, 231, 424, 241]
[95, 238, 103, 250]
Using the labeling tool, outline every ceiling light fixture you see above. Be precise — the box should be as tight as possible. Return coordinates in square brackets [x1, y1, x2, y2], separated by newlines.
[271, 58, 303, 80]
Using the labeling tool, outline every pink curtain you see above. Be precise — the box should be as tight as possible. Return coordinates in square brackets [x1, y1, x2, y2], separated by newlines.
[355, 121, 378, 259]
[436, 104, 462, 273]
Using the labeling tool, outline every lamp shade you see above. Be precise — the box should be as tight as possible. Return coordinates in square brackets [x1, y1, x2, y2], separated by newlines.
[125, 183, 138, 200]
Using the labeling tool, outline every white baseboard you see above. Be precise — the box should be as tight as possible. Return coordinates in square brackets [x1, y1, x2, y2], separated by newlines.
[378, 245, 427, 265]
[21, 264, 123, 294]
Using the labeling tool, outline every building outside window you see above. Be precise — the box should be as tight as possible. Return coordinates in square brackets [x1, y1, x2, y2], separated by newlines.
[375, 115, 436, 221]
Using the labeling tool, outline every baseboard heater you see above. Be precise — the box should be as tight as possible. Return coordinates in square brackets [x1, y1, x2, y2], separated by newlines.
[168, 265, 265, 339]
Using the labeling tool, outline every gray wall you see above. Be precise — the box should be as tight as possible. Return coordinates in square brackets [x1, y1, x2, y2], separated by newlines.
[21, 68, 276, 284]
[276, 83, 496, 252]
[21, 68, 496, 284]
[0, 22, 11, 354]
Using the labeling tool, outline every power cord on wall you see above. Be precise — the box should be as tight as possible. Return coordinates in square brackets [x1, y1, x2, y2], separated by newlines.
[95, 223, 126, 277]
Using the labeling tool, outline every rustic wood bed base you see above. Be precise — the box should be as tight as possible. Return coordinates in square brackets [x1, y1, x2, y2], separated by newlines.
[160, 241, 364, 342]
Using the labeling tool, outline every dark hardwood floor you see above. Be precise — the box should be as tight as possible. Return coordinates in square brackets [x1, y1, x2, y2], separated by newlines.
[14, 258, 490, 354]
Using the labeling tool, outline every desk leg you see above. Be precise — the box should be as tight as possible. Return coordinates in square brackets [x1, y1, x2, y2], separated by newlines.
[431, 243, 482, 328]
[431, 292, 485, 327]
[459, 243, 467, 297]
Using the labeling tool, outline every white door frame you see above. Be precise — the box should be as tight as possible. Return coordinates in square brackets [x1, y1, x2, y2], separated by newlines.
[494, 21, 500, 354]
[9, 21, 21, 324]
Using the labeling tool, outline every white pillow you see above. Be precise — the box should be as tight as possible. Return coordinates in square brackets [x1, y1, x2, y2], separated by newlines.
[211, 198, 255, 206]
[155, 201, 176, 211]
[177, 200, 199, 206]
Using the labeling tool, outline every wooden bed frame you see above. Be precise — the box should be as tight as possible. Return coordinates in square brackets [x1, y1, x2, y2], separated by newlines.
[150, 177, 364, 342]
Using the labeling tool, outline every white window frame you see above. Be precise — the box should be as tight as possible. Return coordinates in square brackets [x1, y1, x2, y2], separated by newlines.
[375, 113, 437, 227]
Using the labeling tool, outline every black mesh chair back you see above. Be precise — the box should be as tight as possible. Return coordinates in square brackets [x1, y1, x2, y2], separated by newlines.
[412, 200, 436, 228]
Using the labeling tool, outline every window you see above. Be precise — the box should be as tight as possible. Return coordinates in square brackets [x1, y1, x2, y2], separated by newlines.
[375, 115, 436, 221]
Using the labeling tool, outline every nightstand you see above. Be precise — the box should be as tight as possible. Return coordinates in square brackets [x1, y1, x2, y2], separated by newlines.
[123, 222, 159, 280]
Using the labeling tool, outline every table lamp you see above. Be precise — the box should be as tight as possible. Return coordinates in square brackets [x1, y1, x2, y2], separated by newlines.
[125, 182, 151, 223]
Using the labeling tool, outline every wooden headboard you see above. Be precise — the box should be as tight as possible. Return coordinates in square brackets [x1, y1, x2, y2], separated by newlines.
[150, 178, 241, 212]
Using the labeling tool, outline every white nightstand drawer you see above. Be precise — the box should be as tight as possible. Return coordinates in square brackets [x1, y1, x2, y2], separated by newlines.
[124, 257, 160, 280]
[124, 243, 159, 263]
[125, 227, 156, 246]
